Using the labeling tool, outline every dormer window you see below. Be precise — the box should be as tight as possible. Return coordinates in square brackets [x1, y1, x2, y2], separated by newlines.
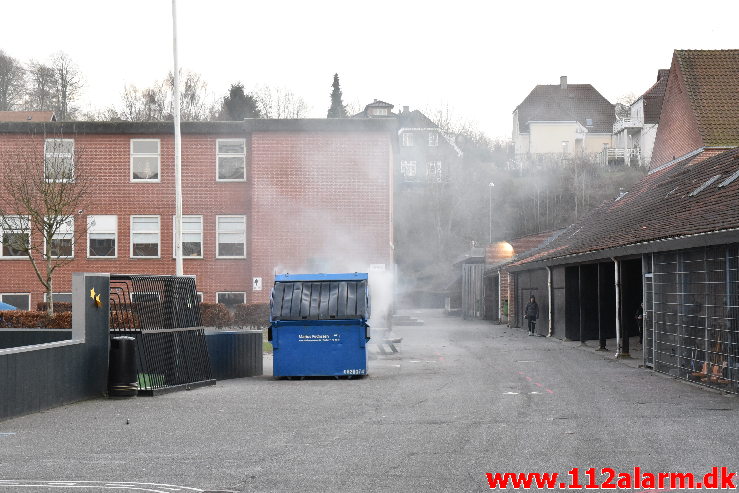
[369, 107, 388, 116]
[585, 118, 593, 127]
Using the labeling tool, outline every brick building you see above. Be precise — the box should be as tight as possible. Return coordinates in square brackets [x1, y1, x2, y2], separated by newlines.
[0, 119, 395, 310]
[650, 49, 739, 170]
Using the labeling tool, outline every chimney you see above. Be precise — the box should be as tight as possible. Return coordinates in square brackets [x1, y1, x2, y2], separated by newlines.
[403, 105, 409, 113]
[560, 76, 567, 89]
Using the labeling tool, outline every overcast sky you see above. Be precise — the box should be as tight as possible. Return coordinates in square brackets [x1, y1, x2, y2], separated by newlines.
[1, 0, 736, 138]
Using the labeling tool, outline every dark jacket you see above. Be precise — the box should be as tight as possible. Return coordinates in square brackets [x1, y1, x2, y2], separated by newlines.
[525, 300, 539, 320]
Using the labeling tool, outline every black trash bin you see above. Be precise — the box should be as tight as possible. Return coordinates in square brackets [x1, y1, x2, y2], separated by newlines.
[109, 336, 138, 397]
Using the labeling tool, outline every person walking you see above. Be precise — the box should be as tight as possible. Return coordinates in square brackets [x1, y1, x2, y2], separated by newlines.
[635, 302, 644, 344]
[524, 295, 539, 336]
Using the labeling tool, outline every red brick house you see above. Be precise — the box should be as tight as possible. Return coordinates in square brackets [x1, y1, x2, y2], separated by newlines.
[650, 49, 739, 169]
[0, 119, 395, 310]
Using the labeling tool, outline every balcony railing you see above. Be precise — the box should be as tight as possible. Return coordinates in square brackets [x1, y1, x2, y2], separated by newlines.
[599, 147, 642, 166]
[613, 117, 644, 133]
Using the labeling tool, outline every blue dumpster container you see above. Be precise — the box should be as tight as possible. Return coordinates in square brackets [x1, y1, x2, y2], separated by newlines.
[269, 273, 370, 378]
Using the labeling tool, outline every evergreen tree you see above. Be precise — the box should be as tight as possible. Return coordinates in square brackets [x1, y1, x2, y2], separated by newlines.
[220, 83, 261, 120]
[327, 73, 348, 118]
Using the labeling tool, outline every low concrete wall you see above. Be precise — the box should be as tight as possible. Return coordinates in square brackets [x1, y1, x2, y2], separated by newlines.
[205, 330, 263, 380]
[0, 329, 72, 349]
[0, 274, 109, 422]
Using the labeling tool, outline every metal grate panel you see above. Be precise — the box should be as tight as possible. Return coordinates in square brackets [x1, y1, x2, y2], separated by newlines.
[109, 275, 214, 395]
[651, 246, 739, 393]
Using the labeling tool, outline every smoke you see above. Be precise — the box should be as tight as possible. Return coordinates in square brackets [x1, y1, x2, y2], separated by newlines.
[253, 128, 395, 325]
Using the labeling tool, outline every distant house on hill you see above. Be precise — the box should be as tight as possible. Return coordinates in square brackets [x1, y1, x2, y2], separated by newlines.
[650, 49, 739, 170]
[512, 76, 614, 168]
[606, 69, 669, 167]
[355, 100, 462, 187]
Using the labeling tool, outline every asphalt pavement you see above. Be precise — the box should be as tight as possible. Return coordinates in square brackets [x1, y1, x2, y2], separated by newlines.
[1, 309, 737, 492]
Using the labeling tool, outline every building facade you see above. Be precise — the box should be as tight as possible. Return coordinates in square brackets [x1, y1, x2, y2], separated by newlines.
[513, 76, 614, 167]
[0, 119, 395, 310]
[606, 69, 668, 167]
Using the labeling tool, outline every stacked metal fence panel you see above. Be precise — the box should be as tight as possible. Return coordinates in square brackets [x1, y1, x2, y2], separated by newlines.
[650, 246, 739, 394]
[109, 275, 214, 395]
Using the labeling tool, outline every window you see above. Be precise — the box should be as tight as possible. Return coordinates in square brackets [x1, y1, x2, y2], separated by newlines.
[131, 139, 160, 181]
[44, 139, 74, 181]
[50, 217, 74, 258]
[0, 293, 30, 311]
[131, 292, 160, 303]
[172, 215, 203, 258]
[585, 118, 593, 127]
[196, 292, 203, 303]
[217, 292, 245, 309]
[217, 139, 246, 181]
[401, 132, 414, 147]
[561, 141, 570, 153]
[217, 216, 246, 258]
[131, 216, 160, 258]
[400, 161, 417, 180]
[88, 215, 117, 258]
[427, 161, 442, 182]
[369, 108, 388, 116]
[1, 215, 30, 258]
[44, 293, 73, 304]
[428, 132, 439, 147]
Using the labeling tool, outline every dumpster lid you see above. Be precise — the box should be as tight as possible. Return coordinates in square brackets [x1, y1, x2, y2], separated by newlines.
[271, 273, 369, 322]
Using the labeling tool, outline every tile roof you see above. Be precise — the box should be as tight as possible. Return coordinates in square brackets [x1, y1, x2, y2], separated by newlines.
[0, 111, 55, 122]
[515, 83, 615, 133]
[398, 109, 438, 129]
[675, 49, 739, 147]
[510, 147, 739, 267]
[641, 69, 669, 124]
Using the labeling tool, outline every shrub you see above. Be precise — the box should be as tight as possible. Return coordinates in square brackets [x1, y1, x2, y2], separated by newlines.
[0, 310, 72, 329]
[233, 303, 270, 329]
[200, 302, 233, 328]
[36, 302, 73, 313]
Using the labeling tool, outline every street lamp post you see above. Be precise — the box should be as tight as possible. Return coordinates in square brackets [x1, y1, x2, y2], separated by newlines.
[488, 182, 495, 244]
[172, 0, 183, 276]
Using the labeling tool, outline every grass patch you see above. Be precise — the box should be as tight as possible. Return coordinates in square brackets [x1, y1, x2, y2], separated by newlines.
[138, 373, 165, 389]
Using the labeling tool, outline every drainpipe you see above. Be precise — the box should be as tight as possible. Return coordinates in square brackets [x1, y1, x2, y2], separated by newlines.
[613, 257, 621, 356]
[546, 266, 553, 337]
[498, 269, 502, 322]
[613, 257, 631, 359]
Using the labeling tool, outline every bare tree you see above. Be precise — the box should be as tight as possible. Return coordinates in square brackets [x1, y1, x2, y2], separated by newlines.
[0, 134, 89, 315]
[256, 85, 309, 119]
[25, 61, 57, 112]
[0, 50, 26, 111]
[51, 52, 83, 120]
[116, 70, 217, 121]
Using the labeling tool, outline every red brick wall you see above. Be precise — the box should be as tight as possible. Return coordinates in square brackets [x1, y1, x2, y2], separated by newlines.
[650, 53, 704, 168]
[0, 128, 394, 308]
[249, 131, 394, 303]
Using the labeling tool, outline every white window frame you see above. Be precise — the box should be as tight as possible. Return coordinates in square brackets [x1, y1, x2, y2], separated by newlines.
[87, 215, 118, 258]
[427, 161, 442, 182]
[428, 132, 439, 147]
[130, 139, 161, 183]
[0, 215, 30, 259]
[44, 138, 75, 182]
[46, 217, 74, 258]
[216, 215, 246, 259]
[216, 291, 246, 307]
[400, 160, 417, 178]
[1, 293, 31, 311]
[172, 215, 203, 259]
[401, 132, 414, 147]
[216, 139, 247, 182]
[196, 292, 204, 303]
[130, 215, 160, 259]
[44, 292, 73, 304]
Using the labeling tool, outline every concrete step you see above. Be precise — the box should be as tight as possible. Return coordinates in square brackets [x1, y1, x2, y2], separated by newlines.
[392, 315, 425, 326]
